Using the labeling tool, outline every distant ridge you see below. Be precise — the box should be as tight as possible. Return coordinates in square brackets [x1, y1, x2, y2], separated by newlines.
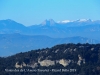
[0, 19, 100, 39]
[0, 33, 99, 56]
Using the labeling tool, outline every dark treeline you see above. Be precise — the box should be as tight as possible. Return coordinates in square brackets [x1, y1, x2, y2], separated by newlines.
[0, 43, 100, 75]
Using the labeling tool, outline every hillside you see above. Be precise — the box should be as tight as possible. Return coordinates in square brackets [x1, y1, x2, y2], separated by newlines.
[0, 34, 99, 56]
[0, 43, 100, 75]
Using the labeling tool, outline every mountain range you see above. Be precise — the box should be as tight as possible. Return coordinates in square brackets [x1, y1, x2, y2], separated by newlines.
[0, 19, 100, 40]
[0, 19, 100, 56]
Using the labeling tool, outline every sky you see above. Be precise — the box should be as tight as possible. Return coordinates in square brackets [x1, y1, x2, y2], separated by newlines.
[0, 0, 100, 26]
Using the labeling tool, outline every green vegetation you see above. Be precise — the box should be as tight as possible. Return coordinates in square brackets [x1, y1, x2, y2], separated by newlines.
[0, 43, 100, 75]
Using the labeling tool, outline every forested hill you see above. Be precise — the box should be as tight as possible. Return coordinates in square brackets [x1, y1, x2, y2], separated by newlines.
[0, 43, 100, 75]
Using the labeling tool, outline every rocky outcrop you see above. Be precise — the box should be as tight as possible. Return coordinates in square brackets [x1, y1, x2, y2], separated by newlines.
[15, 62, 23, 68]
[38, 60, 55, 67]
[58, 59, 71, 67]
[77, 55, 85, 65]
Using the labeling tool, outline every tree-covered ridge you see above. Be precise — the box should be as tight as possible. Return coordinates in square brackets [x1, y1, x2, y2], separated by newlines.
[0, 43, 100, 75]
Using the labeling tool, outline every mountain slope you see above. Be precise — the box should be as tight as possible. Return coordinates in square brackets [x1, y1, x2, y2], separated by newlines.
[0, 44, 100, 75]
[0, 34, 99, 56]
[0, 19, 29, 34]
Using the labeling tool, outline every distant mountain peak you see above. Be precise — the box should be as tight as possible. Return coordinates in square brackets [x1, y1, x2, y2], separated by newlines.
[5, 19, 15, 23]
[6, 19, 13, 21]
[0, 19, 13, 22]
[0, 19, 18, 25]
[76, 19, 92, 22]
[41, 19, 56, 26]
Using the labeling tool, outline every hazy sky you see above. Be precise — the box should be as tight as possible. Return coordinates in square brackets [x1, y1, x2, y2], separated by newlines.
[0, 0, 100, 26]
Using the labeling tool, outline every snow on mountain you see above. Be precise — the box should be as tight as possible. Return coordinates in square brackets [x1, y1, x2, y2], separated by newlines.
[57, 20, 72, 23]
[76, 19, 92, 22]
[57, 19, 93, 24]
[30, 19, 100, 26]
[77, 19, 90, 22]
